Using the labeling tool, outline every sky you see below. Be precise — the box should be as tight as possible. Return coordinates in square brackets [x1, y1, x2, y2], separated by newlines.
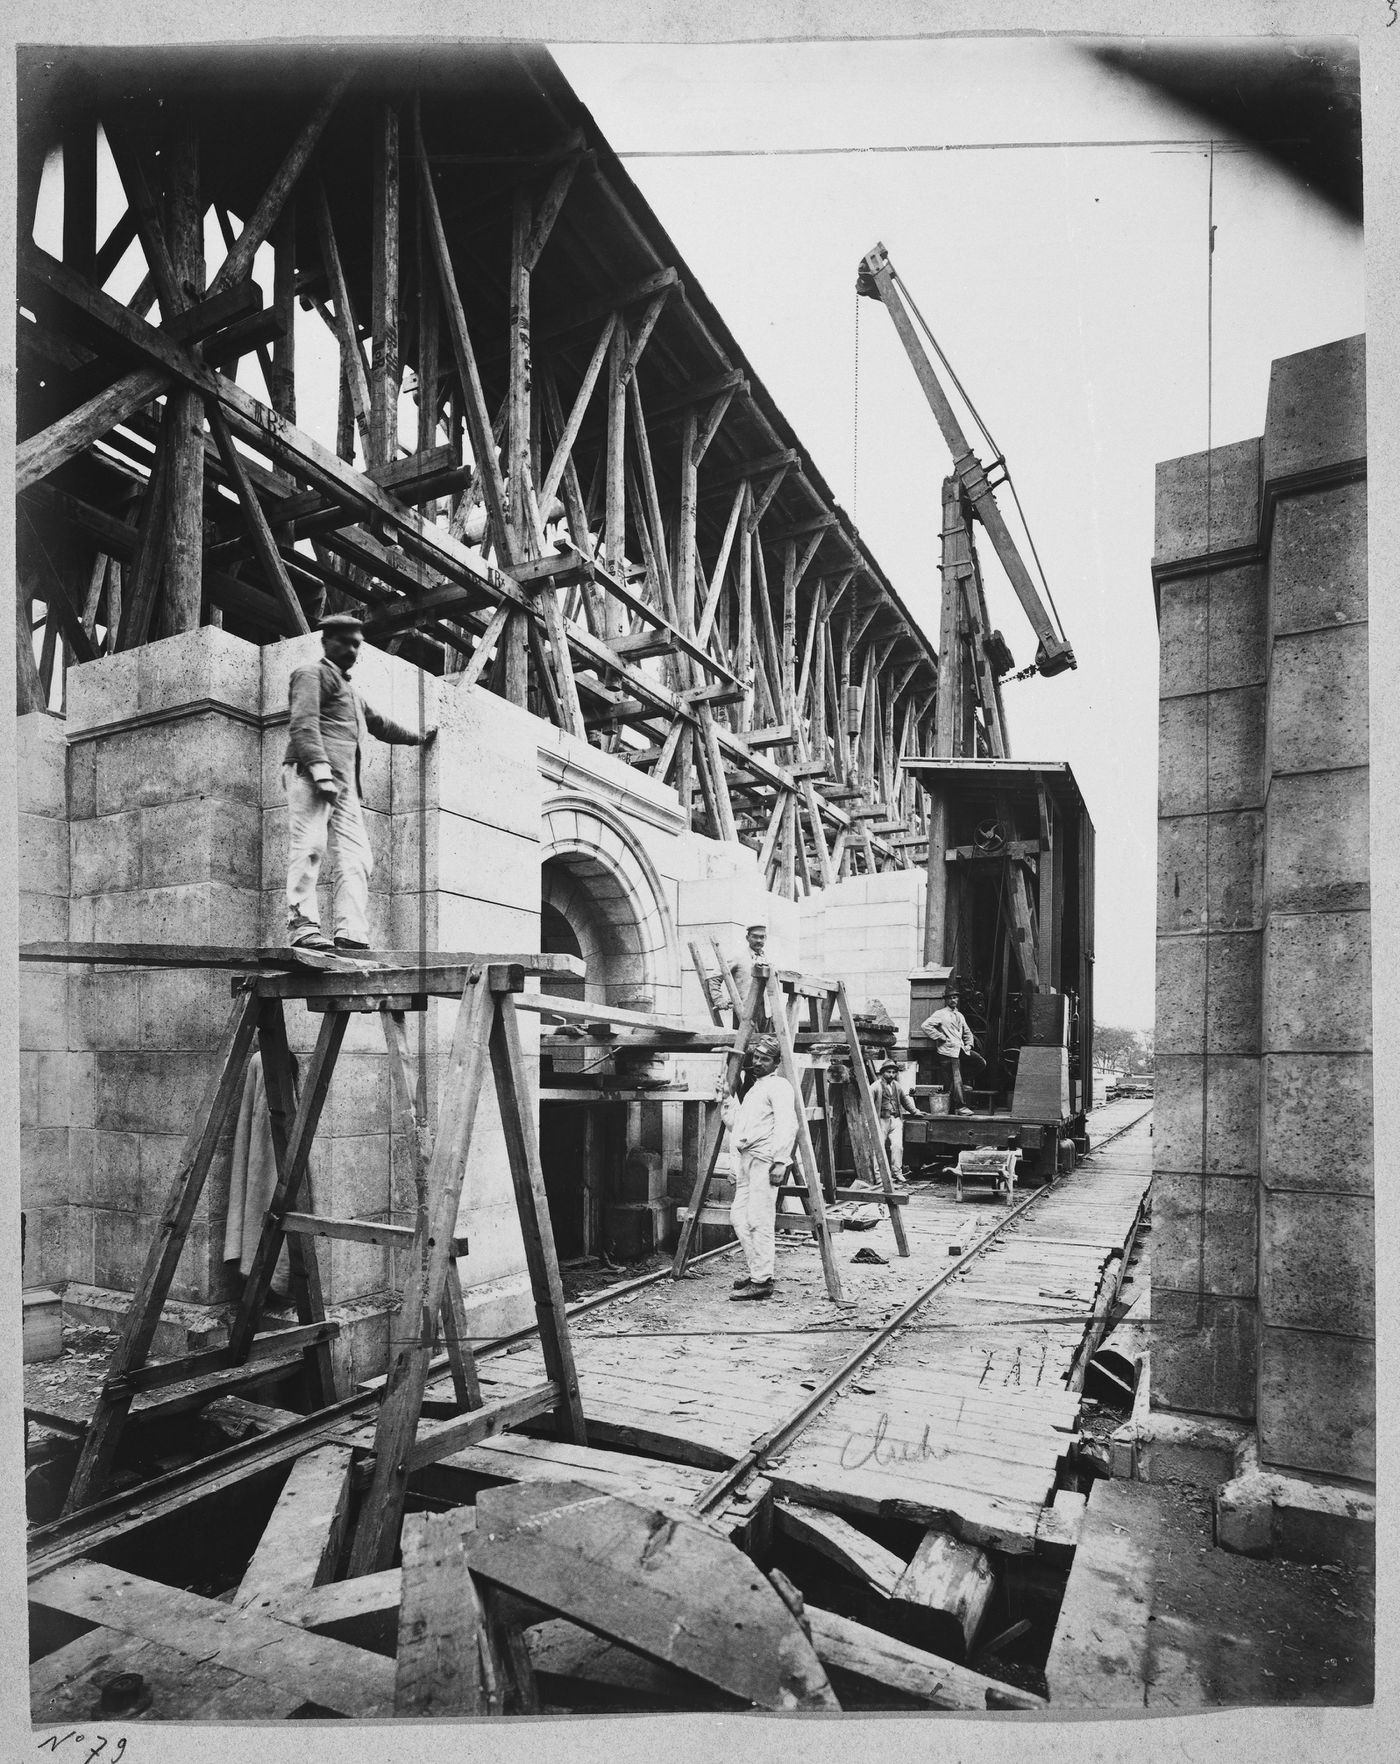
[550, 37, 1365, 1030]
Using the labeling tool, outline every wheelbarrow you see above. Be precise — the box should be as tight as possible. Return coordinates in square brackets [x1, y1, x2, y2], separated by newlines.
[953, 1146, 1020, 1203]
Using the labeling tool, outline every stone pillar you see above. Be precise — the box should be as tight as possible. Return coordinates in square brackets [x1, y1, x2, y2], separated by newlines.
[1150, 334, 1372, 1493]
[65, 630, 264, 1305]
[1255, 338, 1373, 1481]
[18, 713, 75, 1288]
[1151, 437, 1267, 1422]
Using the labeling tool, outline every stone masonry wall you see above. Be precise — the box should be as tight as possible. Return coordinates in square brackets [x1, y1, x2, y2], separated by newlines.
[1152, 334, 1372, 1483]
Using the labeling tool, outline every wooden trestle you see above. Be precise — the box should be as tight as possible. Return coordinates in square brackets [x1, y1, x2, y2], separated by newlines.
[60, 948, 590, 1580]
[18, 46, 941, 899]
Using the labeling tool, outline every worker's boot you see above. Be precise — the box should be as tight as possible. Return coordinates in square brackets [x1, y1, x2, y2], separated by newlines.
[732, 1275, 753, 1290]
[290, 925, 335, 951]
[729, 1278, 774, 1302]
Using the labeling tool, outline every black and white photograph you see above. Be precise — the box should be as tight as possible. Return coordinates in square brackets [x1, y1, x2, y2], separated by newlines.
[4, 2, 1388, 1755]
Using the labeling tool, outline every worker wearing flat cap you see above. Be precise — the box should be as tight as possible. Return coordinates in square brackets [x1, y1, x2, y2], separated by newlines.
[713, 920, 774, 1029]
[283, 614, 436, 951]
[720, 1033, 798, 1301]
[874, 1060, 923, 1183]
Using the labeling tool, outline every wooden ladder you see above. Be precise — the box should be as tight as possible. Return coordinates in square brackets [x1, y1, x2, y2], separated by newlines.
[63, 954, 589, 1579]
[672, 957, 910, 1303]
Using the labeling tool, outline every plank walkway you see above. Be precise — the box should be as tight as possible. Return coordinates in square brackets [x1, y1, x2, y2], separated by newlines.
[452, 1102, 1153, 1554]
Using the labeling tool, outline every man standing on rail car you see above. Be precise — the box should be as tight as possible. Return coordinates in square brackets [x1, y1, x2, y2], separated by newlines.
[721, 1033, 799, 1302]
[283, 613, 436, 952]
[920, 988, 977, 1115]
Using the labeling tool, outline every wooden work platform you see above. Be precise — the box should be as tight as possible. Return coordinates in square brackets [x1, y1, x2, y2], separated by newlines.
[447, 1102, 1153, 1555]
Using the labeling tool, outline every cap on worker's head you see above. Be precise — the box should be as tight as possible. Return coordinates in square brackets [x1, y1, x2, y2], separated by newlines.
[747, 1033, 780, 1066]
[880, 1061, 900, 1075]
[746, 920, 768, 934]
[319, 612, 365, 634]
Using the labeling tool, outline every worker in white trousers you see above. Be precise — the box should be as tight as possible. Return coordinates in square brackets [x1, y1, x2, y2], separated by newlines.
[283, 613, 435, 951]
[720, 1034, 799, 1302]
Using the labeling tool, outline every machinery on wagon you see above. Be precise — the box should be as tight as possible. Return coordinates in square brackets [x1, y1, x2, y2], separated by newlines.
[857, 243, 1093, 1179]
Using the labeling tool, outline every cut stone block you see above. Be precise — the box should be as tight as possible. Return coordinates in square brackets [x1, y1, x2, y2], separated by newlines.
[19, 810, 70, 896]
[94, 712, 262, 815]
[23, 1289, 64, 1363]
[1157, 563, 1267, 700]
[141, 796, 264, 890]
[1264, 767, 1369, 914]
[21, 1127, 70, 1209]
[90, 1049, 224, 1135]
[1156, 811, 1262, 936]
[1263, 334, 1365, 482]
[65, 646, 142, 733]
[1150, 1289, 1257, 1422]
[136, 625, 262, 718]
[1260, 1191, 1373, 1337]
[71, 810, 142, 895]
[1151, 1053, 1259, 1178]
[1262, 911, 1371, 1053]
[1151, 1169, 1257, 1300]
[1267, 624, 1369, 775]
[1269, 481, 1367, 635]
[16, 712, 68, 815]
[1261, 1053, 1372, 1192]
[1258, 1326, 1375, 1480]
[1157, 688, 1266, 817]
[1155, 929, 1260, 1057]
[69, 967, 142, 1051]
[1154, 437, 1261, 564]
[91, 881, 261, 946]
[67, 740, 96, 819]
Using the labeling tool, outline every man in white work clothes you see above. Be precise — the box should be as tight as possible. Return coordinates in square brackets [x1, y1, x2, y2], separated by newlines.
[283, 613, 435, 951]
[721, 1034, 798, 1301]
[920, 988, 977, 1115]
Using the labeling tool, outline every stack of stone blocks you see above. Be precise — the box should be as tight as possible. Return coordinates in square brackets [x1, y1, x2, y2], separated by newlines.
[1152, 334, 1372, 1485]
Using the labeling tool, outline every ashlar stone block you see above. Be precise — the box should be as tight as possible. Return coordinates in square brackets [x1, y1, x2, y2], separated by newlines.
[1265, 768, 1369, 915]
[1150, 1288, 1258, 1422]
[1261, 1191, 1373, 1338]
[1263, 912, 1371, 1053]
[1157, 564, 1267, 701]
[1154, 437, 1261, 565]
[1152, 1169, 1258, 1300]
[1263, 334, 1365, 483]
[16, 712, 68, 816]
[1258, 1327, 1374, 1481]
[1262, 1053, 1372, 1192]
[1269, 481, 1367, 636]
[1268, 624, 1368, 775]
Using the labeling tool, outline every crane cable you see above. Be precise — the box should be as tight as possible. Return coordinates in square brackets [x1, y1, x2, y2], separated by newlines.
[891, 268, 1071, 650]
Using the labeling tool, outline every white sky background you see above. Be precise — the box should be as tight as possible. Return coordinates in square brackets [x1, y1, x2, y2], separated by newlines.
[552, 37, 1365, 1031]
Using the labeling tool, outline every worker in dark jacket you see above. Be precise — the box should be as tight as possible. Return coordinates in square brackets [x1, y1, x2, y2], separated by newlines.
[283, 613, 434, 950]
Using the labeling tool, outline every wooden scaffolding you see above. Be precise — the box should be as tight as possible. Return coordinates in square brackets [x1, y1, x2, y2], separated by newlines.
[59, 947, 589, 1577]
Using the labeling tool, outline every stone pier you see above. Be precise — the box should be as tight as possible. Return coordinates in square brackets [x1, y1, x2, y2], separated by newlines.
[1149, 334, 1372, 1524]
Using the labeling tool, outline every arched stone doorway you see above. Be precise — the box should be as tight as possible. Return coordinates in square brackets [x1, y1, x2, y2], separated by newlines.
[537, 796, 681, 1260]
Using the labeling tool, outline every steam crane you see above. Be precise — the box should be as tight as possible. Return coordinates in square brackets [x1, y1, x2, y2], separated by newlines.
[857, 242, 1094, 1180]
[856, 240, 1075, 763]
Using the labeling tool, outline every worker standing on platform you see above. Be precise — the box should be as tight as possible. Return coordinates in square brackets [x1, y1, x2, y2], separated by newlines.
[283, 613, 435, 952]
[874, 1060, 922, 1181]
[721, 1034, 798, 1302]
[712, 921, 773, 1028]
[920, 989, 977, 1115]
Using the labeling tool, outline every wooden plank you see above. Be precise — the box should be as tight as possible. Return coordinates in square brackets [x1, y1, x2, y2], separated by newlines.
[281, 1210, 415, 1248]
[891, 1529, 996, 1655]
[402, 1381, 563, 1474]
[462, 1480, 838, 1709]
[31, 1625, 308, 1723]
[395, 1509, 489, 1714]
[16, 364, 171, 492]
[208, 72, 355, 296]
[806, 1605, 1044, 1712]
[346, 971, 496, 1573]
[30, 1559, 397, 1716]
[524, 1618, 731, 1711]
[63, 987, 262, 1511]
[275, 1566, 402, 1654]
[773, 1499, 905, 1598]
[251, 956, 584, 998]
[234, 1443, 354, 1614]
[490, 991, 589, 1444]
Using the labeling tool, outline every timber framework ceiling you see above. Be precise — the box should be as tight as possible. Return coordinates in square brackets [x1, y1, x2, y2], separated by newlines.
[15, 44, 939, 899]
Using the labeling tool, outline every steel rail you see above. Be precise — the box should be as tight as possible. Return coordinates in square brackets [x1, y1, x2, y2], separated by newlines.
[691, 1102, 1153, 1515]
